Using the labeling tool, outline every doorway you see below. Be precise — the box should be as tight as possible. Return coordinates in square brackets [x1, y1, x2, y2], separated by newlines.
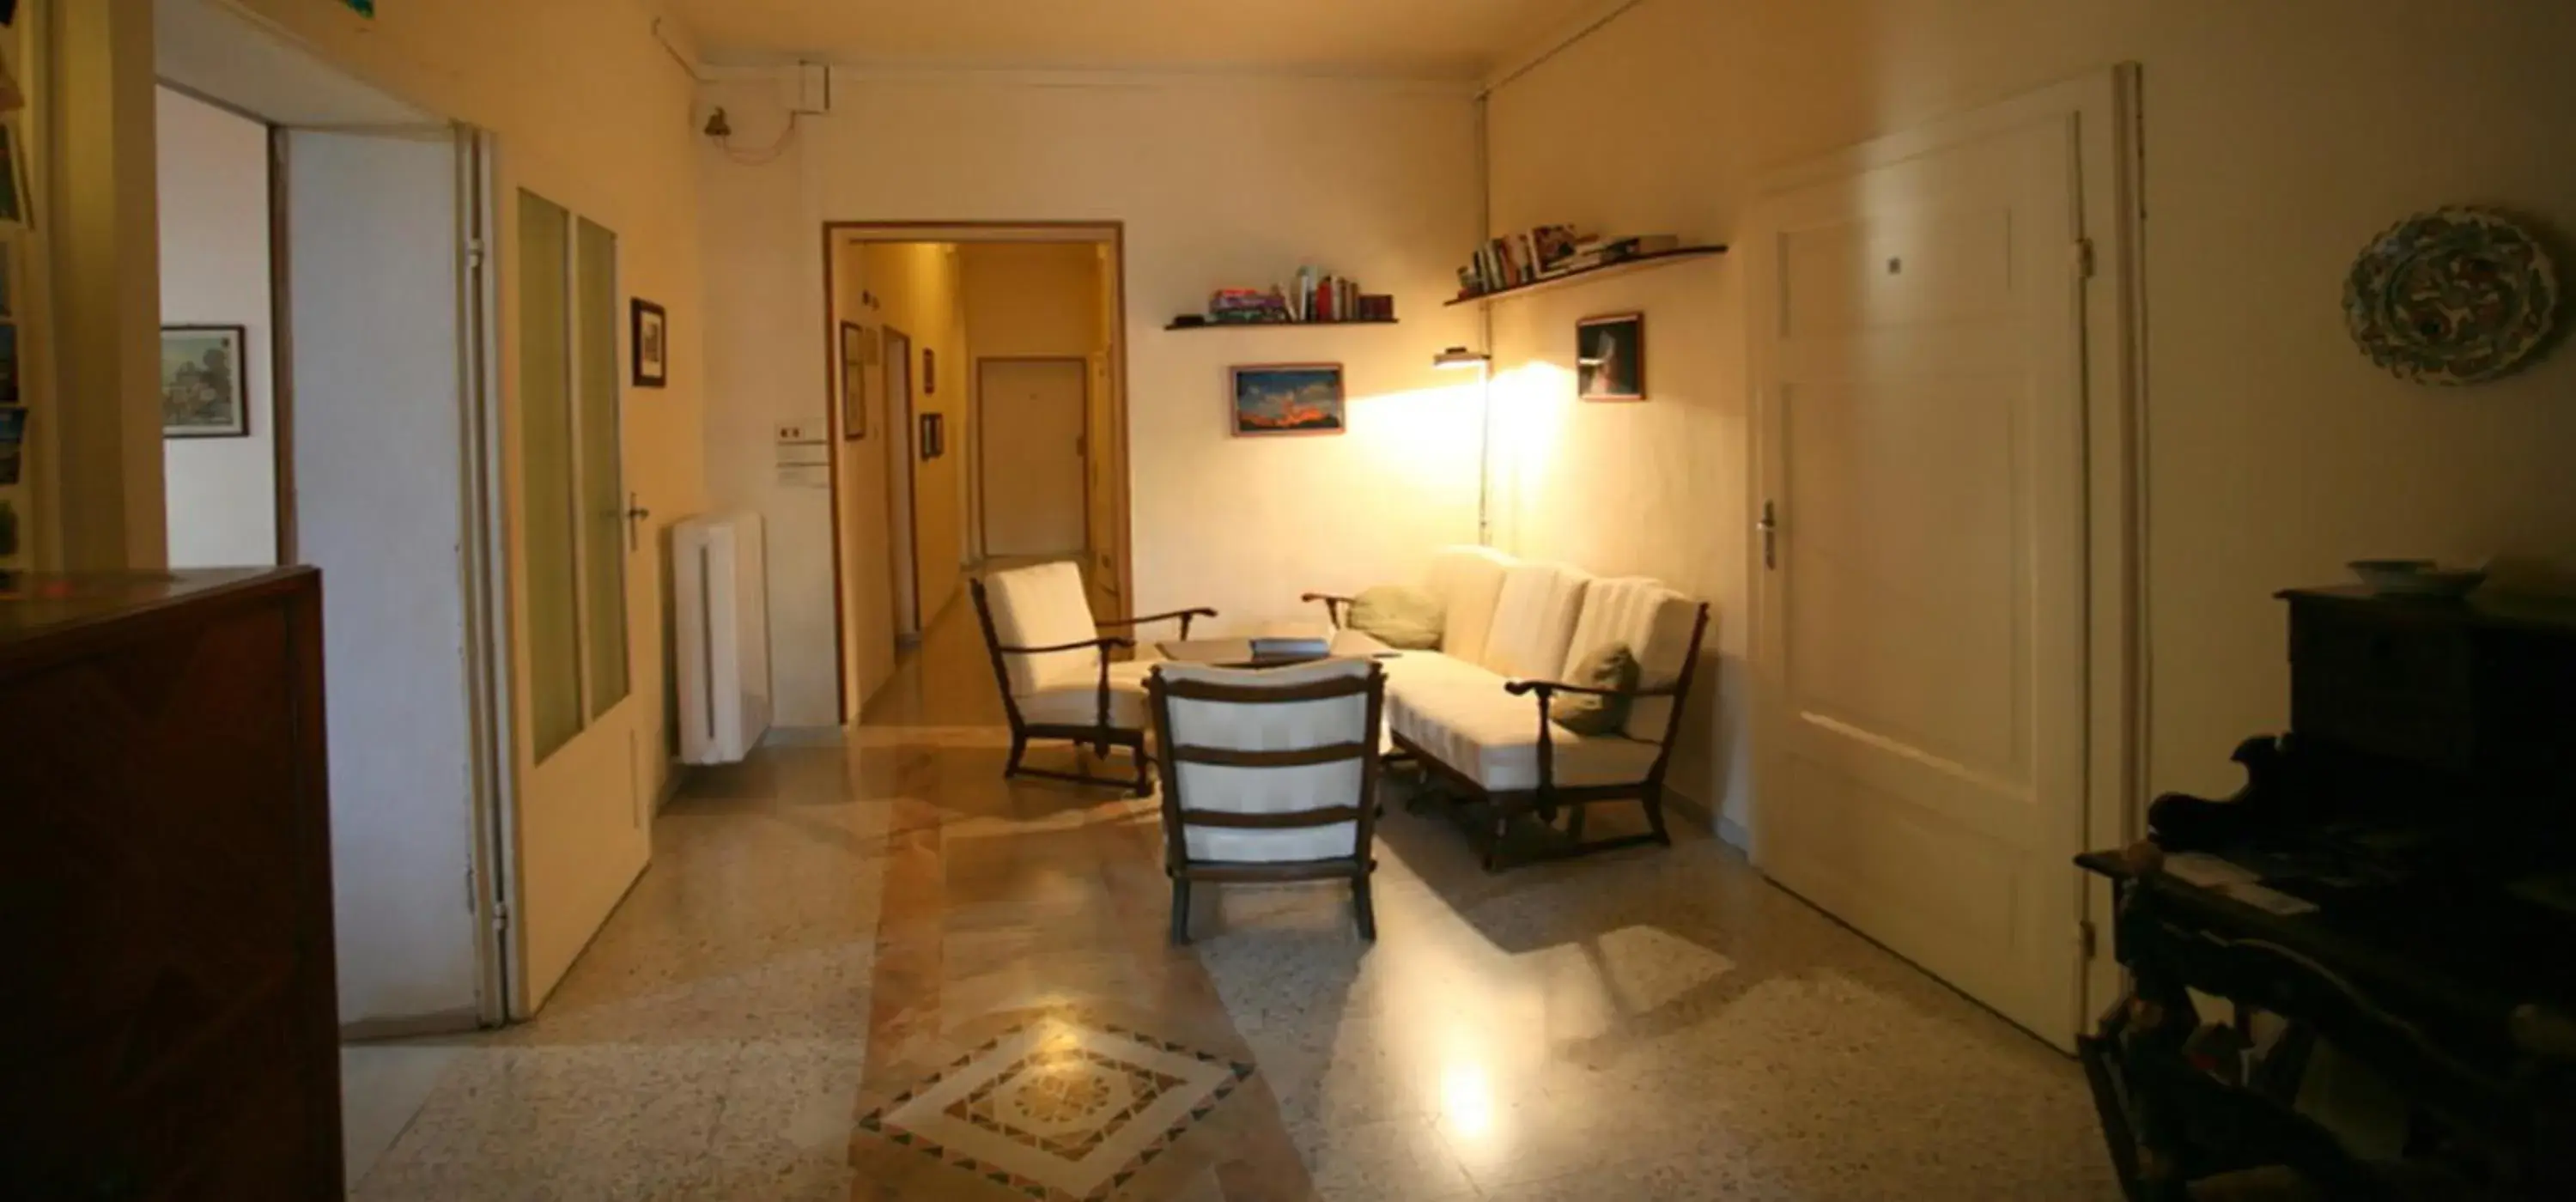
[976, 357, 1088, 560]
[821, 225, 1133, 723]
[1747, 69, 2144, 1052]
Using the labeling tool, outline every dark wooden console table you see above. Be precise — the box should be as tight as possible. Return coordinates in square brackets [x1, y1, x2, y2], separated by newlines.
[2076, 586, 2576, 1199]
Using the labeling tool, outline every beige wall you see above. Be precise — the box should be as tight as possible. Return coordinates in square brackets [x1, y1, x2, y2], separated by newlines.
[1485, 0, 2576, 826]
[697, 70, 1485, 723]
[830, 240, 899, 714]
[866, 242, 974, 628]
[220, 0, 709, 787]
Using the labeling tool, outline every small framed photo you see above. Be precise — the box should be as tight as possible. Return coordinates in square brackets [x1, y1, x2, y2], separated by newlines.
[161, 325, 250, 438]
[1577, 313, 1646, 401]
[1230, 362, 1346, 437]
[920, 411, 945, 460]
[630, 298, 668, 388]
[839, 321, 869, 440]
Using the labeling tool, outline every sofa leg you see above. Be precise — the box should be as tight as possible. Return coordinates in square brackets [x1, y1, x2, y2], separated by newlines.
[1565, 804, 1588, 842]
[1353, 877, 1378, 941]
[1645, 791, 1672, 847]
[1481, 812, 1510, 874]
[1170, 878, 1193, 945]
[1132, 748, 1155, 798]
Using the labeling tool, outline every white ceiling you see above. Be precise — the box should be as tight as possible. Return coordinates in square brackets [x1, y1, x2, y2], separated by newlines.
[669, 0, 1607, 80]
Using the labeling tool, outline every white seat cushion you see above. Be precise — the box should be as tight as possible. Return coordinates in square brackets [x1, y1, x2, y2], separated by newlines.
[1564, 578, 1705, 742]
[1388, 677, 1662, 792]
[1422, 545, 1513, 666]
[1475, 562, 1593, 681]
[1018, 659, 1155, 729]
[981, 562, 1100, 695]
[1151, 659, 1378, 864]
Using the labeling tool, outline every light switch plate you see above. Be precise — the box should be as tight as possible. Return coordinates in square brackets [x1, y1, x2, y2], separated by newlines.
[776, 423, 815, 444]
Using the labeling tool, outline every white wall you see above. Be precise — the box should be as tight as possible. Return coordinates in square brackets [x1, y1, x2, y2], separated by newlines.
[1485, 0, 2576, 827]
[701, 70, 1486, 725]
[156, 86, 277, 569]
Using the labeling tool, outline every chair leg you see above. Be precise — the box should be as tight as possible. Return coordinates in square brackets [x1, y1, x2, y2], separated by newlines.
[1004, 733, 1028, 779]
[1170, 878, 1193, 945]
[1353, 877, 1377, 941]
[1645, 790, 1672, 846]
[1132, 747, 1155, 798]
[1565, 804, 1589, 842]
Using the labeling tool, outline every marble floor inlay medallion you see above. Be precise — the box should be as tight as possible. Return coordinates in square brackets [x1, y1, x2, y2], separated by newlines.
[860, 1016, 1256, 1201]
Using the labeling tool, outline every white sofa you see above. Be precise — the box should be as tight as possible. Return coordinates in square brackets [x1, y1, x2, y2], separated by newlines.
[1310, 546, 1710, 871]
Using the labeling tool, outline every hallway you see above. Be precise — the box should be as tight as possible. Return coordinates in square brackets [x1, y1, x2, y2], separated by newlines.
[347, 604, 2116, 1200]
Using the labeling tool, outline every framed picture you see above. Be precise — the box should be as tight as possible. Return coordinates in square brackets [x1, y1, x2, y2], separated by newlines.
[922, 347, 938, 395]
[630, 298, 668, 388]
[920, 411, 945, 460]
[161, 325, 249, 438]
[839, 321, 869, 440]
[1229, 362, 1346, 437]
[1577, 313, 1646, 401]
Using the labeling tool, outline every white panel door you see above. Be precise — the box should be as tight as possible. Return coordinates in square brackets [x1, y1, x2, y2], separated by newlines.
[1751, 95, 2092, 1047]
[978, 358, 1089, 559]
[283, 128, 483, 1027]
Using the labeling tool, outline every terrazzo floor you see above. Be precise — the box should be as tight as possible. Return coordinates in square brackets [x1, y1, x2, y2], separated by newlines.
[344, 602, 2120, 1200]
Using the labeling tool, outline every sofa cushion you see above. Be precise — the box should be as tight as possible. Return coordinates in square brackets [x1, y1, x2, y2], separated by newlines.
[1422, 545, 1513, 665]
[1018, 659, 1155, 728]
[1477, 562, 1593, 681]
[1346, 584, 1443, 650]
[982, 562, 1101, 695]
[1567, 578, 1704, 742]
[1552, 641, 1641, 736]
[1151, 659, 1376, 865]
[1388, 678, 1662, 792]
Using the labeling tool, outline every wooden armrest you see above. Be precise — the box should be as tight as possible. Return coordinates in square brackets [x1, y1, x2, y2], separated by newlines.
[997, 635, 1135, 656]
[1097, 607, 1218, 629]
[1504, 678, 1683, 701]
[1299, 592, 1356, 604]
[1300, 592, 1358, 626]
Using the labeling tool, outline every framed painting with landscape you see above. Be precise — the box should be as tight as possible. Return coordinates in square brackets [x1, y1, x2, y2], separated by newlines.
[161, 325, 249, 438]
[1229, 362, 1345, 437]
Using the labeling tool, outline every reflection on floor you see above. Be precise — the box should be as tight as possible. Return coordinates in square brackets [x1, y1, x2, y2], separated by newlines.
[345, 602, 2118, 1199]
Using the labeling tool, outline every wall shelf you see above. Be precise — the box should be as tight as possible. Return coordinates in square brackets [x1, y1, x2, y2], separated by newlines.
[1163, 318, 1401, 331]
[1444, 245, 1728, 307]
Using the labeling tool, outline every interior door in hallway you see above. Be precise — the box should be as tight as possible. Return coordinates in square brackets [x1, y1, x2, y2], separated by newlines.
[1750, 88, 2095, 1048]
[977, 358, 1089, 560]
[506, 185, 653, 1014]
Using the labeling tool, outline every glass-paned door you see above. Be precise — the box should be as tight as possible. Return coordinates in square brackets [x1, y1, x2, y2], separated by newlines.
[510, 185, 647, 1013]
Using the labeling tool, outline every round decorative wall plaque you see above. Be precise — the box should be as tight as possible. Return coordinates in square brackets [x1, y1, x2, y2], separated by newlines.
[2344, 207, 2559, 385]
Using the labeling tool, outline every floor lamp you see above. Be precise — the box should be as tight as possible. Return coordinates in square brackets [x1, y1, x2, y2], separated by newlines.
[1433, 347, 1495, 546]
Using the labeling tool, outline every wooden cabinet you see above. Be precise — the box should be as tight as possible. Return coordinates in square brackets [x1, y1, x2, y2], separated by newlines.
[0, 570, 343, 1199]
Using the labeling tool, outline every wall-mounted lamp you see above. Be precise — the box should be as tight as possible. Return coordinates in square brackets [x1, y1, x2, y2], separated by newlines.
[1432, 347, 1497, 545]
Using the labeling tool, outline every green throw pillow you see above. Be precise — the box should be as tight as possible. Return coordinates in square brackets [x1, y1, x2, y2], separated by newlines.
[1552, 642, 1640, 736]
[1347, 584, 1443, 650]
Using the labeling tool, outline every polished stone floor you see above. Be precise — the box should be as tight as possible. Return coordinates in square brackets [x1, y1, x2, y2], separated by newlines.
[346, 602, 2119, 1200]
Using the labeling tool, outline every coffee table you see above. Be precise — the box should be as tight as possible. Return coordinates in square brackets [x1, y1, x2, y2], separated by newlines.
[1157, 630, 1393, 669]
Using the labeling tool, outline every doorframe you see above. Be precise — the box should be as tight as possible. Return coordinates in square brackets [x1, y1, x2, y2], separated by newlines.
[882, 324, 923, 640]
[816, 221, 1136, 725]
[972, 355, 1091, 560]
[1743, 64, 2148, 1038]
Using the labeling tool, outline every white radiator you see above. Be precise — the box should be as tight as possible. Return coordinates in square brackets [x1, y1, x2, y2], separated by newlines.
[675, 512, 772, 765]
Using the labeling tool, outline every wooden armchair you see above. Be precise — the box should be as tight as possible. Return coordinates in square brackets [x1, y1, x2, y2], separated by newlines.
[969, 562, 1216, 795]
[1145, 659, 1388, 943]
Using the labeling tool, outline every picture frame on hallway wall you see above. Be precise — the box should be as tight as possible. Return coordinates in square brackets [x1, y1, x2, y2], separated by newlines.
[161, 325, 249, 439]
[920, 411, 945, 460]
[839, 320, 869, 440]
[1230, 363, 1346, 437]
[922, 348, 937, 395]
[1577, 312, 1646, 402]
[631, 298, 669, 388]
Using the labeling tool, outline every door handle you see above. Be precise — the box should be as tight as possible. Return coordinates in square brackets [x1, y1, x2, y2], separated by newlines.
[1758, 501, 1778, 570]
[625, 493, 651, 551]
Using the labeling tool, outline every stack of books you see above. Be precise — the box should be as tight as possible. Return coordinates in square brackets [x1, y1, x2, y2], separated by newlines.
[1456, 229, 1684, 298]
[1194, 269, 1397, 325]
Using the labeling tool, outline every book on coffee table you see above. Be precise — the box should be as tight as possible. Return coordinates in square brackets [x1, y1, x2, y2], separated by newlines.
[1246, 620, 1331, 660]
